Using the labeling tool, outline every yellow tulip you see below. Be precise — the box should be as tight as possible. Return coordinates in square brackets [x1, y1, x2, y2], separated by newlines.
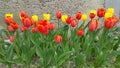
[107, 8, 114, 14]
[81, 14, 87, 21]
[90, 10, 96, 14]
[61, 14, 68, 23]
[43, 13, 50, 21]
[5, 13, 13, 18]
[32, 15, 38, 22]
[104, 12, 112, 19]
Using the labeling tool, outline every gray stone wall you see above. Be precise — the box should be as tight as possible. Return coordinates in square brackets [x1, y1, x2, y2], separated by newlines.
[0, 0, 104, 28]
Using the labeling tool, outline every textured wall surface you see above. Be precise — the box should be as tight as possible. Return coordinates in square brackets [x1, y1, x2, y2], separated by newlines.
[0, 0, 104, 29]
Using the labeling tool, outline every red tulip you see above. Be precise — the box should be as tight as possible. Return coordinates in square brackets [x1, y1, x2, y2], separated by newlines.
[56, 10, 62, 19]
[104, 15, 119, 29]
[32, 27, 37, 33]
[97, 8, 106, 18]
[9, 35, 14, 42]
[66, 16, 72, 24]
[10, 22, 18, 30]
[20, 25, 27, 32]
[89, 19, 99, 32]
[8, 25, 15, 32]
[76, 12, 82, 20]
[23, 18, 33, 27]
[54, 35, 62, 44]
[70, 18, 78, 27]
[49, 23, 55, 30]
[89, 13, 96, 19]
[77, 28, 84, 37]
[20, 11, 27, 18]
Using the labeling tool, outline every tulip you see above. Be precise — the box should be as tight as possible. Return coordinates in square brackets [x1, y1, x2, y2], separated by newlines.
[77, 28, 84, 37]
[89, 19, 99, 32]
[89, 10, 96, 19]
[20, 11, 27, 19]
[32, 27, 37, 33]
[66, 16, 72, 24]
[76, 12, 82, 20]
[54, 35, 62, 44]
[20, 25, 27, 32]
[61, 14, 68, 23]
[23, 18, 33, 27]
[56, 10, 62, 19]
[5, 17, 13, 25]
[70, 18, 78, 27]
[8, 25, 15, 32]
[5, 13, 13, 18]
[107, 8, 114, 14]
[97, 8, 106, 18]
[104, 12, 112, 19]
[104, 15, 119, 29]
[43, 13, 50, 21]
[32, 15, 38, 22]
[81, 14, 87, 21]
[9, 35, 14, 42]
[10, 22, 18, 30]
[49, 23, 55, 30]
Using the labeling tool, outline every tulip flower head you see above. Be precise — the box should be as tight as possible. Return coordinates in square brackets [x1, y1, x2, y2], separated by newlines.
[61, 14, 68, 23]
[66, 16, 72, 24]
[9, 35, 14, 42]
[49, 23, 55, 30]
[81, 14, 87, 21]
[32, 15, 38, 22]
[54, 35, 62, 44]
[43, 13, 50, 21]
[32, 27, 37, 33]
[89, 10, 96, 19]
[107, 8, 114, 14]
[76, 12, 82, 20]
[5, 13, 13, 18]
[70, 18, 78, 27]
[104, 12, 112, 19]
[89, 19, 99, 32]
[97, 8, 106, 18]
[8, 25, 15, 32]
[77, 28, 84, 37]
[56, 10, 62, 19]
[104, 15, 119, 29]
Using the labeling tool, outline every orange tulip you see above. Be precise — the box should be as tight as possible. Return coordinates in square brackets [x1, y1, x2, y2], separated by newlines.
[10, 22, 18, 30]
[89, 19, 99, 32]
[97, 8, 106, 18]
[54, 35, 62, 44]
[5, 17, 13, 25]
[77, 28, 84, 37]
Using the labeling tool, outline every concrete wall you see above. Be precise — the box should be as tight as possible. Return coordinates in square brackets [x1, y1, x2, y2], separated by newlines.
[0, 0, 104, 28]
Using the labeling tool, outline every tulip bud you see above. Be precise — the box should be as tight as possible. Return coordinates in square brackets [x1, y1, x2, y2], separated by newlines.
[56, 10, 62, 19]
[77, 28, 84, 37]
[54, 35, 62, 44]
[43, 13, 50, 21]
[9, 35, 14, 42]
[61, 14, 68, 23]
[32, 15, 38, 22]
[5, 13, 13, 18]
[89, 10, 96, 19]
[81, 14, 87, 21]
[104, 12, 112, 19]
[49, 23, 55, 30]
[107, 8, 114, 14]
[76, 12, 82, 20]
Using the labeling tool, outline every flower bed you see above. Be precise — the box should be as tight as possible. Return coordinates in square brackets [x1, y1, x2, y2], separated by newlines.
[0, 8, 120, 68]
